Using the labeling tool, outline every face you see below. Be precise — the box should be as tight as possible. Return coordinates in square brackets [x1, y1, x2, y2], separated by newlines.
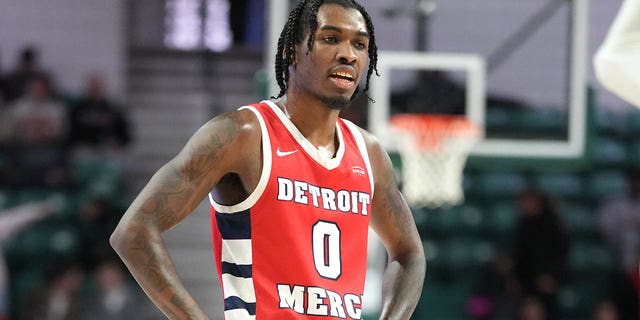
[290, 4, 370, 109]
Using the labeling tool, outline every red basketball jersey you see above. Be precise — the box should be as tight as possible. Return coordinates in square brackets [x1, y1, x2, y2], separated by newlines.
[209, 101, 374, 320]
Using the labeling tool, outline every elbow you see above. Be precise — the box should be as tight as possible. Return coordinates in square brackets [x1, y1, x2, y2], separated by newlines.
[397, 242, 427, 277]
[110, 225, 126, 254]
[110, 220, 140, 255]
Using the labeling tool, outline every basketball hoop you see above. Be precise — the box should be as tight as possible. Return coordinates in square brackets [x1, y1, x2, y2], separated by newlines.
[390, 114, 481, 208]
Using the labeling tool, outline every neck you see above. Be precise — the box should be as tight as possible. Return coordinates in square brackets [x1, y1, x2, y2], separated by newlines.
[277, 93, 340, 150]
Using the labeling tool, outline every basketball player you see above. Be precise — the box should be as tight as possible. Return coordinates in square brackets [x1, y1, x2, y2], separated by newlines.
[594, 0, 640, 108]
[110, 0, 426, 319]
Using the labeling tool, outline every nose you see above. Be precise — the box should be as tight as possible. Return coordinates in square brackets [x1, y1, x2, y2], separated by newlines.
[336, 43, 357, 65]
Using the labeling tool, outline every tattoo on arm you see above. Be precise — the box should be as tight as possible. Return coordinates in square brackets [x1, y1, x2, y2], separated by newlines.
[114, 111, 245, 319]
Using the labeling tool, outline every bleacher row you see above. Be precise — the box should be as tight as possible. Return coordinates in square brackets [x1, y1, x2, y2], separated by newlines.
[0, 157, 125, 318]
[406, 105, 636, 319]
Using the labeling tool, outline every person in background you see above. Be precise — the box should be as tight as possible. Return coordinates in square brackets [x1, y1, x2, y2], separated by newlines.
[79, 259, 161, 320]
[68, 73, 130, 160]
[20, 261, 84, 320]
[467, 251, 522, 320]
[597, 168, 640, 320]
[591, 299, 620, 320]
[513, 189, 570, 320]
[75, 197, 122, 272]
[2, 47, 49, 104]
[4, 75, 69, 187]
[7, 75, 67, 146]
[518, 296, 548, 320]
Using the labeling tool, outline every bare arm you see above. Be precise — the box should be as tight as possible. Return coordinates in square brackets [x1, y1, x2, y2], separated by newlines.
[364, 132, 426, 320]
[594, 0, 640, 107]
[110, 110, 258, 319]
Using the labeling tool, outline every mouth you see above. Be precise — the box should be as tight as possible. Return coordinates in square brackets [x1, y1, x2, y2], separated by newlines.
[329, 71, 356, 90]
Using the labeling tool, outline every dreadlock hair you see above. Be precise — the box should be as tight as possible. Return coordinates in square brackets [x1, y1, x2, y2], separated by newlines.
[273, 0, 380, 101]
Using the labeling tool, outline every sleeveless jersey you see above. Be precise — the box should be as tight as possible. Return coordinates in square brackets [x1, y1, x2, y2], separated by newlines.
[209, 100, 374, 320]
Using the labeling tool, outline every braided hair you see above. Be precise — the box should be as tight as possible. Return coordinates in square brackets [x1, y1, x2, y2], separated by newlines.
[273, 0, 379, 101]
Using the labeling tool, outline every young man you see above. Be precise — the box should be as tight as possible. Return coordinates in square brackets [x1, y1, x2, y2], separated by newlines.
[110, 1, 426, 319]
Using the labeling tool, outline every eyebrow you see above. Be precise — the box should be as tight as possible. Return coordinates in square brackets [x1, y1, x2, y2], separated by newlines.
[319, 25, 370, 38]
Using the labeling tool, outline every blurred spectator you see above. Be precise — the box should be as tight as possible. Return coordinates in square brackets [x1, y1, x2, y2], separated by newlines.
[7, 75, 67, 146]
[68, 73, 130, 160]
[513, 188, 570, 320]
[79, 259, 160, 320]
[2, 75, 70, 187]
[597, 167, 640, 320]
[0, 200, 54, 320]
[518, 295, 548, 320]
[2, 47, 49, 104]
[467, 251, 521, 320]
[591, 299, 619, 320]
[20, 261, 84, 320]
[75, 197, 121, 272]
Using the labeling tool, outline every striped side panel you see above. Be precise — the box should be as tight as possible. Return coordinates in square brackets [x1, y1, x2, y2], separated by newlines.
[216, 210, 255, 319]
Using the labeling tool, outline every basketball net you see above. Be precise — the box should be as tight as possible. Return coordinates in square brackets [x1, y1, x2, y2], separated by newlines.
[390, 114, 480, 208]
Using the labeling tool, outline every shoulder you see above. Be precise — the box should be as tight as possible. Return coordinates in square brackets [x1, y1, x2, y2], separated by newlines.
[171, 107, 263, 180]
[345, 123, 393, 182]
[201, 107, 261, 137]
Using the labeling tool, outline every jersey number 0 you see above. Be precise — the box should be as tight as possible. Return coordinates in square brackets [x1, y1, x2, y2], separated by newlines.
[312, 220, 342, 280]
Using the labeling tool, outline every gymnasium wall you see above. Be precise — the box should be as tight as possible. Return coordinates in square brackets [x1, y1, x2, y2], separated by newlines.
[0, 0, 126, 99]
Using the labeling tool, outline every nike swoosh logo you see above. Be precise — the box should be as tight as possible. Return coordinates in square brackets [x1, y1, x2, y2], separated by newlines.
[276, 148, 299, 157]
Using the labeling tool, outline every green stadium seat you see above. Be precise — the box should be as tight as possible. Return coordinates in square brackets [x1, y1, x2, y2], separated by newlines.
[559, 202, 599, 239]
[423, 240, 444, 270]
[586, 170, 628, 200]
[590, 137, 628, 167]
[72, 158, 123, 186]
[485, 202, 518, 240]
[533, 173, 584, 199]
[625, 110, 640, 134]
[432, 205, 481, 233]
[414, 276, 475, 320]
[559, 280, 607, 320]
[474, 171, 528, 198]
[595, 110, 629, 136]
[626, 140, 640, 164]
[568, 241, 616, 275]
[0, 189, 12, 209]
[433, 237, 494, 271]
[9, 265, 46, 320]
[15, 188, 54, 205]
[4, 220, 79, 267]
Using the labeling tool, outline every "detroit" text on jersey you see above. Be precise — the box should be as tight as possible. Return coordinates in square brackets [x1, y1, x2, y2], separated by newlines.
[277, 177, 371, 216]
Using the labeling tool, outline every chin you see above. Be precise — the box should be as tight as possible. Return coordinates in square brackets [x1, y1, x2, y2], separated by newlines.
[319, 94, 351, 110]
[319, 88, 361, 110]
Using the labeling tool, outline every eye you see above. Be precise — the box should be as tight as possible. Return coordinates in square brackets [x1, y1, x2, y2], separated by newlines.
[323, 36, 337, 44]
[354, 41, 367, 50]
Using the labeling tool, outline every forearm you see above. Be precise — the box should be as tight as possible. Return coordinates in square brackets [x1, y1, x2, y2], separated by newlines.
[110, 163, 210, 319]
[111, 221, 208, 320]
[378, 250, 426, 320]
